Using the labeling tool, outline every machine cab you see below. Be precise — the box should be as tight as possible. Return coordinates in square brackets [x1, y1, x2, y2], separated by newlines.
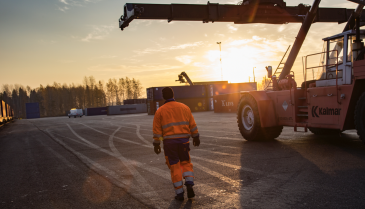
[315, 30, 365, 87]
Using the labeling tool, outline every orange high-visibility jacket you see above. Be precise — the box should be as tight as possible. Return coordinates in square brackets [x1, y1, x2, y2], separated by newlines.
[153, 101, 199, 144]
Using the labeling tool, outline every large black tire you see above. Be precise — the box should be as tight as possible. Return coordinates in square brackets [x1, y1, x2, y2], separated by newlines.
[355, 92, 365, 144]
[237, 94, 283, 141]
[308, 128, 342, 135]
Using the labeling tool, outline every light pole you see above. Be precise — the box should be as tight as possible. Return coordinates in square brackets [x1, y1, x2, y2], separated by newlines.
[217, 42, 223, 81]
[253, 67, 256, 83]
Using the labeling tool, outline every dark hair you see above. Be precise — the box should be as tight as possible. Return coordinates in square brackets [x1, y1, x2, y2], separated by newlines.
[162, 87, 174, 100]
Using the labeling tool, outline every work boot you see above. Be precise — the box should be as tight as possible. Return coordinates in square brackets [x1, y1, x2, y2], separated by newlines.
[175, 193, 184, 201]
[186, 185, 195, 199]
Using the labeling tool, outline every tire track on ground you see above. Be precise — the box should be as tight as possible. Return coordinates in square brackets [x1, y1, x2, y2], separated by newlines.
[66, 124, 166, 207]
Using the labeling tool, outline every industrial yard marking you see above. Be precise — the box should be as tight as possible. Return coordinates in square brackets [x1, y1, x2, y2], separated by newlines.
[104, 121, 247, 142]
[79, 123, 151, 147]
[82, 123, 244, 154]
[82, 123, 282, 179]
[48, 125, 306, 208]
[194, 149, 241, 156]
[46, 129, 168, 208]
[65, 124, 167, 206]
[199, 142, 240, 149]
[108, 126, 164, 205]
[135, 124, 151, 145]
[49, 128, 241, 207]
[103, 113, 146, 119]
[193, 162, 240, 187]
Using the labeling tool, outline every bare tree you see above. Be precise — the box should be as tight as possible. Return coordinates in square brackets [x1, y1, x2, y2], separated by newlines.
[1, 76, 143, 117]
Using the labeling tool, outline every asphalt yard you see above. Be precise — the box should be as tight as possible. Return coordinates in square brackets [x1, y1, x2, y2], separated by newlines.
[1, 112, 365, 208]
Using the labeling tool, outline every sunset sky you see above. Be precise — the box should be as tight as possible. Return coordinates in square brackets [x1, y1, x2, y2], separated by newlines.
[0, 0, 359, 93]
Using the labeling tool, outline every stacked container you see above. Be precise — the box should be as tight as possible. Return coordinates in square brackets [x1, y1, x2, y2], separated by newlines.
[123, 99, 147, 105]
[26, 103, 41, 119]
[147, 85, 208, 115]
[213, 93, 241, 113]
[207, 83, 257, 111]
[147, 83, 257, 115]
[84, 107, 107, 116]
[107, 104, 147, 115]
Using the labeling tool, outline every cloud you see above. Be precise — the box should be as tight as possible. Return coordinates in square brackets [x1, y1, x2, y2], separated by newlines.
[56, 5, 69, 12]
[169, 42, 203, 50]
[227, 24, 238, 33]
[278, 25, 286, 32]
[81, 25, 115, 42]
[229, 39, 253, 46]
[88, 64, 182, 73]
[134, 41, 204, 55]
[56, 0, 103, 12]
[59, 0, 69, 5]
[175, 55, 194, 65]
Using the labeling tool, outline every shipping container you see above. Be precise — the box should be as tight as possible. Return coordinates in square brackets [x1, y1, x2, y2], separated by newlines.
[85, 107, 107, 116]
[213, 93, 241, 113]
[207, 83, 257, 97]
[147, 88, 153, 101]
[2, 101, 7, 121]
[193, 81, 228, 85]
[107, 104, 147, 115]
[0, 101, 4, 124]
[148, 98, 208, 115]
[148, 85, 207, 100]
[1, 101, 4, 117]
[26, 103, 41, 119]
[208, 97, 214, 111]
[207, 83, 256, 110]
[6, 104, 10, 118]
[123, 98, 147, 105]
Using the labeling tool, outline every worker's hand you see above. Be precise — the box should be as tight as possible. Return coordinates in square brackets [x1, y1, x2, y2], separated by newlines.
[154, 145, 161, 154]
[193, 137, 200, 147]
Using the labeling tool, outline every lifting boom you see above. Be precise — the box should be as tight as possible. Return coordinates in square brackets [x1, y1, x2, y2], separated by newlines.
[119, 0, 365, 31]
[119, 0, 365, 80]
[176, 72, 194, 86]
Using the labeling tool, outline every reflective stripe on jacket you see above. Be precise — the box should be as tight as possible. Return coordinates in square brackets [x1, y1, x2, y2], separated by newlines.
[153, 101, 199, 144]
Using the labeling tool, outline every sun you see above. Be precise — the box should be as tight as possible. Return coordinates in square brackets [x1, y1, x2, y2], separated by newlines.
[207, 46, 263, 83]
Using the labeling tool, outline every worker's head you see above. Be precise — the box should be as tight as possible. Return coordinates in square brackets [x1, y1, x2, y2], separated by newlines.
[162, 87, 174, 100]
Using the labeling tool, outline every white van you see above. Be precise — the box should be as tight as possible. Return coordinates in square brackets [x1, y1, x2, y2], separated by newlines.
[68, 109, 83, 118]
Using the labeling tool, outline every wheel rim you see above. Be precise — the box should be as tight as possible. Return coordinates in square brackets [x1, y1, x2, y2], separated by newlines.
[241, 105, 254, 130]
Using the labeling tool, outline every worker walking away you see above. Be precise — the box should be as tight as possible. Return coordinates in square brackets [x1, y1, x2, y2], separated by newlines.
[153, 87, 200, 201]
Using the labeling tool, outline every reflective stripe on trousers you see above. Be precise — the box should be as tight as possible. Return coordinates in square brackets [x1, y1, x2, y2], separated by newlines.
[175, 187, 184, 195]
[183, 171, 194, 177]
[173, 181, 183, 188]
[185, 177, 194, 182]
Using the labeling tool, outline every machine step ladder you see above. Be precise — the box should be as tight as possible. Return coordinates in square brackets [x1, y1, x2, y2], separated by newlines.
[265, 45, 291, 90]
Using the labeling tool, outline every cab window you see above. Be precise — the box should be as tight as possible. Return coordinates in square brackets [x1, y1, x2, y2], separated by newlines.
[328, 37, 344, 65]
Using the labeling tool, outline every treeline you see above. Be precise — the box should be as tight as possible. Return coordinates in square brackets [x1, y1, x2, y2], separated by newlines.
[0, 76, 143, 118]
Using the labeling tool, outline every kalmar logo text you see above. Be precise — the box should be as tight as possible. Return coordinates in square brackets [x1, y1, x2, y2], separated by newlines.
[312, 106, 341, 118]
